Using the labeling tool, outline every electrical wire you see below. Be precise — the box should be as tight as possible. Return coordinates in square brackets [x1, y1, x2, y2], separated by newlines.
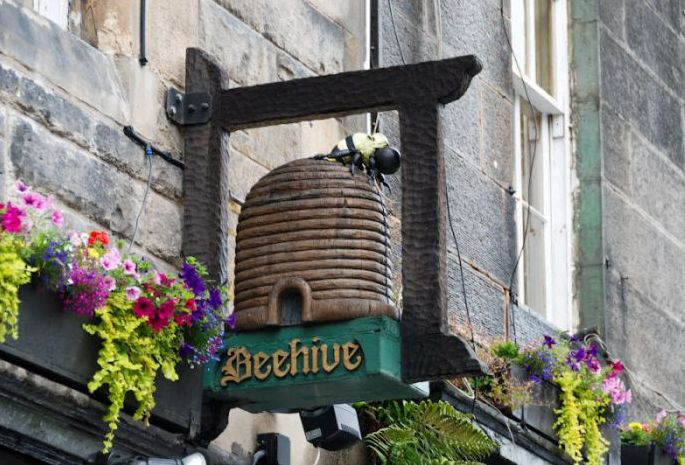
[250, 450, 267, 465]
[387, 0, 479, 416]
[128, 147, 153, 252]
[312, 448, 321, 465]
[501, 0, 539, 345]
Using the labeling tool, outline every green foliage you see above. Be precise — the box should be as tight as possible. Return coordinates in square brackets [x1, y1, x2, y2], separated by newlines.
[553, 355, 609, 465]
[359, 400, 497, 465]
[491, 341, 519, 360]
[83, 291, 182, 452]
[620, 423, 651, 446]
[0, 234, 35, 342]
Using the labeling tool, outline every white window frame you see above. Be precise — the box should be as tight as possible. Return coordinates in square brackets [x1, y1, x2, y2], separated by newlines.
[34, 0, 70, 30]
[511, 0, 572, 330]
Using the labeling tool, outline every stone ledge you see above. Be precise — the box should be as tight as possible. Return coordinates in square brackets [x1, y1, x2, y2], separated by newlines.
[431, 380, 572, 465]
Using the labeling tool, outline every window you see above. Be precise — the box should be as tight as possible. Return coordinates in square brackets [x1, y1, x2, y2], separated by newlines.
[33, 0, 69, 29]
[511, 0, 572, 329]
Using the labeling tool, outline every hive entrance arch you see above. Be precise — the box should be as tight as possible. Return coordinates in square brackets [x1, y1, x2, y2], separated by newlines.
[179, 47, 487, 384]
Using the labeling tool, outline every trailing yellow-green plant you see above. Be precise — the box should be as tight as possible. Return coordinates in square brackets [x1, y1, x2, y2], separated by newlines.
[83, 291, 183, 451]
[357, 400, 498, 465]
[0, 233, 34, 342]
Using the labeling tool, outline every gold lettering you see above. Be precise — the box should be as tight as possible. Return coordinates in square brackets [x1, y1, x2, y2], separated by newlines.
[342, 342, 363, 371]
[253, 352, 272, 380]
[289, 339, 310, 376]
[311, 337, 320, 374]
[321, 343, 341, 373]
[220, 347, 252, 385]
[272, 349, 290, 378]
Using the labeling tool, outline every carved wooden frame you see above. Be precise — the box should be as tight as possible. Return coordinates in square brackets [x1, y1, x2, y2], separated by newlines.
[181, 47, 487, 387]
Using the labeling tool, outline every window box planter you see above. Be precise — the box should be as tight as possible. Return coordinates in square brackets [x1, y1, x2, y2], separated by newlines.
[511, 365, 560, 442]
[621, 444, 676, 465]
[0, 285, 202, 434]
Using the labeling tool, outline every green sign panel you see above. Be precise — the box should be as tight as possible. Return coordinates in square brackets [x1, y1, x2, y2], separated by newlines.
[204, 316, 428, 412]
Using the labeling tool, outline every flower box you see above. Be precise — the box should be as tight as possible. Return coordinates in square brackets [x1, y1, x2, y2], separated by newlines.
[511, 365, 559, 441]
[0, 285, 202, 434]
[621, 444, 676, 465]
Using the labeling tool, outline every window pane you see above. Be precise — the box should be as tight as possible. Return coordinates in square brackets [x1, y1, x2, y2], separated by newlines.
[523, 212, 547, 316]
[519, 104, 544, 212]
[535, 0, 554, 95]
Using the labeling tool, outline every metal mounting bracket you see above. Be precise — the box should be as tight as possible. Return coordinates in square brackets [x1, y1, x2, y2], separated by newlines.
[166, 88, 212, 125]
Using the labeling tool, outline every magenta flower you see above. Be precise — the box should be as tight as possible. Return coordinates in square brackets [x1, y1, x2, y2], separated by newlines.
[152, 271, 162, 285]
[158, 299, 175, 320]
[51, 210, 64, 227]
[125, 286, 141, 301]
[122, 259, 137, 276]
[22, 192, 47, 211]
[2, 203, 25, 233]
[133, 297, 155, 319]
[61, 263, 110, 316]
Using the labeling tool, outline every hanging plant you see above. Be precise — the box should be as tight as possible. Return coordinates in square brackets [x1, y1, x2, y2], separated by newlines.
[357, 400, 498, 465]
[0, 181, 233, 452]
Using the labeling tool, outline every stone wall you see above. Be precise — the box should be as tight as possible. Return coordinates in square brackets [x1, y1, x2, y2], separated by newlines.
[378, 0, 556, 345]
[598, 0, 685, 419]
[0, 0, 366, 463]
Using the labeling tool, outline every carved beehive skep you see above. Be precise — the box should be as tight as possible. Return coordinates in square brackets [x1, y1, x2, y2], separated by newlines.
[234, 158, 398, 330]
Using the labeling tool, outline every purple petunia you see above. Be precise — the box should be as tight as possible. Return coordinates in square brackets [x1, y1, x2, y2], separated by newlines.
[543, 335, 556, 349]
[180, 262, 206, 295]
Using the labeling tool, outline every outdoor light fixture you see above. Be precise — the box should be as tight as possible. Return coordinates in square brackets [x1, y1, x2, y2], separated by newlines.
[102, 452, 207, 465]
[252, 433, 290, 465]
[300, 404, 362, 451]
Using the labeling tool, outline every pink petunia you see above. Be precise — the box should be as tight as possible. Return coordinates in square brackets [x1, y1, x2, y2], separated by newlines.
[100, 248, 121, 271]
[656, 410, 668, 424]
[122, 259, 137, 276]
[103, 276, 117, 291]
[125, 286, 141, 301]
[22, 192, 47, 212]
[15, 180, 30, 193]
[51, 210, 64, 227]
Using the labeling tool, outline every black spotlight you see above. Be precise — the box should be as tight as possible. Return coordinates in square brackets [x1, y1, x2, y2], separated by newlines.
[299, 404, 362, 451]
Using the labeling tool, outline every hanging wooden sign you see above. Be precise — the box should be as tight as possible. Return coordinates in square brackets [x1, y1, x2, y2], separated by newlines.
[204, 317, 427, 412]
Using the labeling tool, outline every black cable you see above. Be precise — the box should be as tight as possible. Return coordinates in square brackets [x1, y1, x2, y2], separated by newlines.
[123, 126, 185, 169]
[500, 0, 539, 345]
[386, 0, 406, 65]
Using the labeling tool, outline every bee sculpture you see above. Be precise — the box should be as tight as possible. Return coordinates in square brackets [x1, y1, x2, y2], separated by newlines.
[313, 133, 401, 191]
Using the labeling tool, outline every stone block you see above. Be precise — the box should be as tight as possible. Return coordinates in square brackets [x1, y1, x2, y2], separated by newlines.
[507, 303, 559, 345]
[0, 63, 182, 199]
[440, 0, 513, 95]
[644, 0, 682, 32]
[630, 134, 685, 244]
[600, 30, 684, 168]
[480, 85, 514, 187]
[440, 79, 481, 167]
[446, 256, 506, 340]
[626, 0, 683, 94]
[200, 0, 278, 86]
[604, 271, 685, 412]
[229, 123, 302, 171]
[137, 191, 183, 265]
[599, 0, 625, 39]
[300, 118, 346, 157]
[603, 186, 685, 313]
[305, 0, 366, 36]
[0, 1, 127, 122]
[226, 149, 269, 203]
[0, 106, 5, 136]
[9, 116, 181, 262]
[446, 148, 517, 286]
[212, 0, 344, 74]
[601, 106, 632, 191]
[146, 0, 200, 86]
[380, 4, 438, 66]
